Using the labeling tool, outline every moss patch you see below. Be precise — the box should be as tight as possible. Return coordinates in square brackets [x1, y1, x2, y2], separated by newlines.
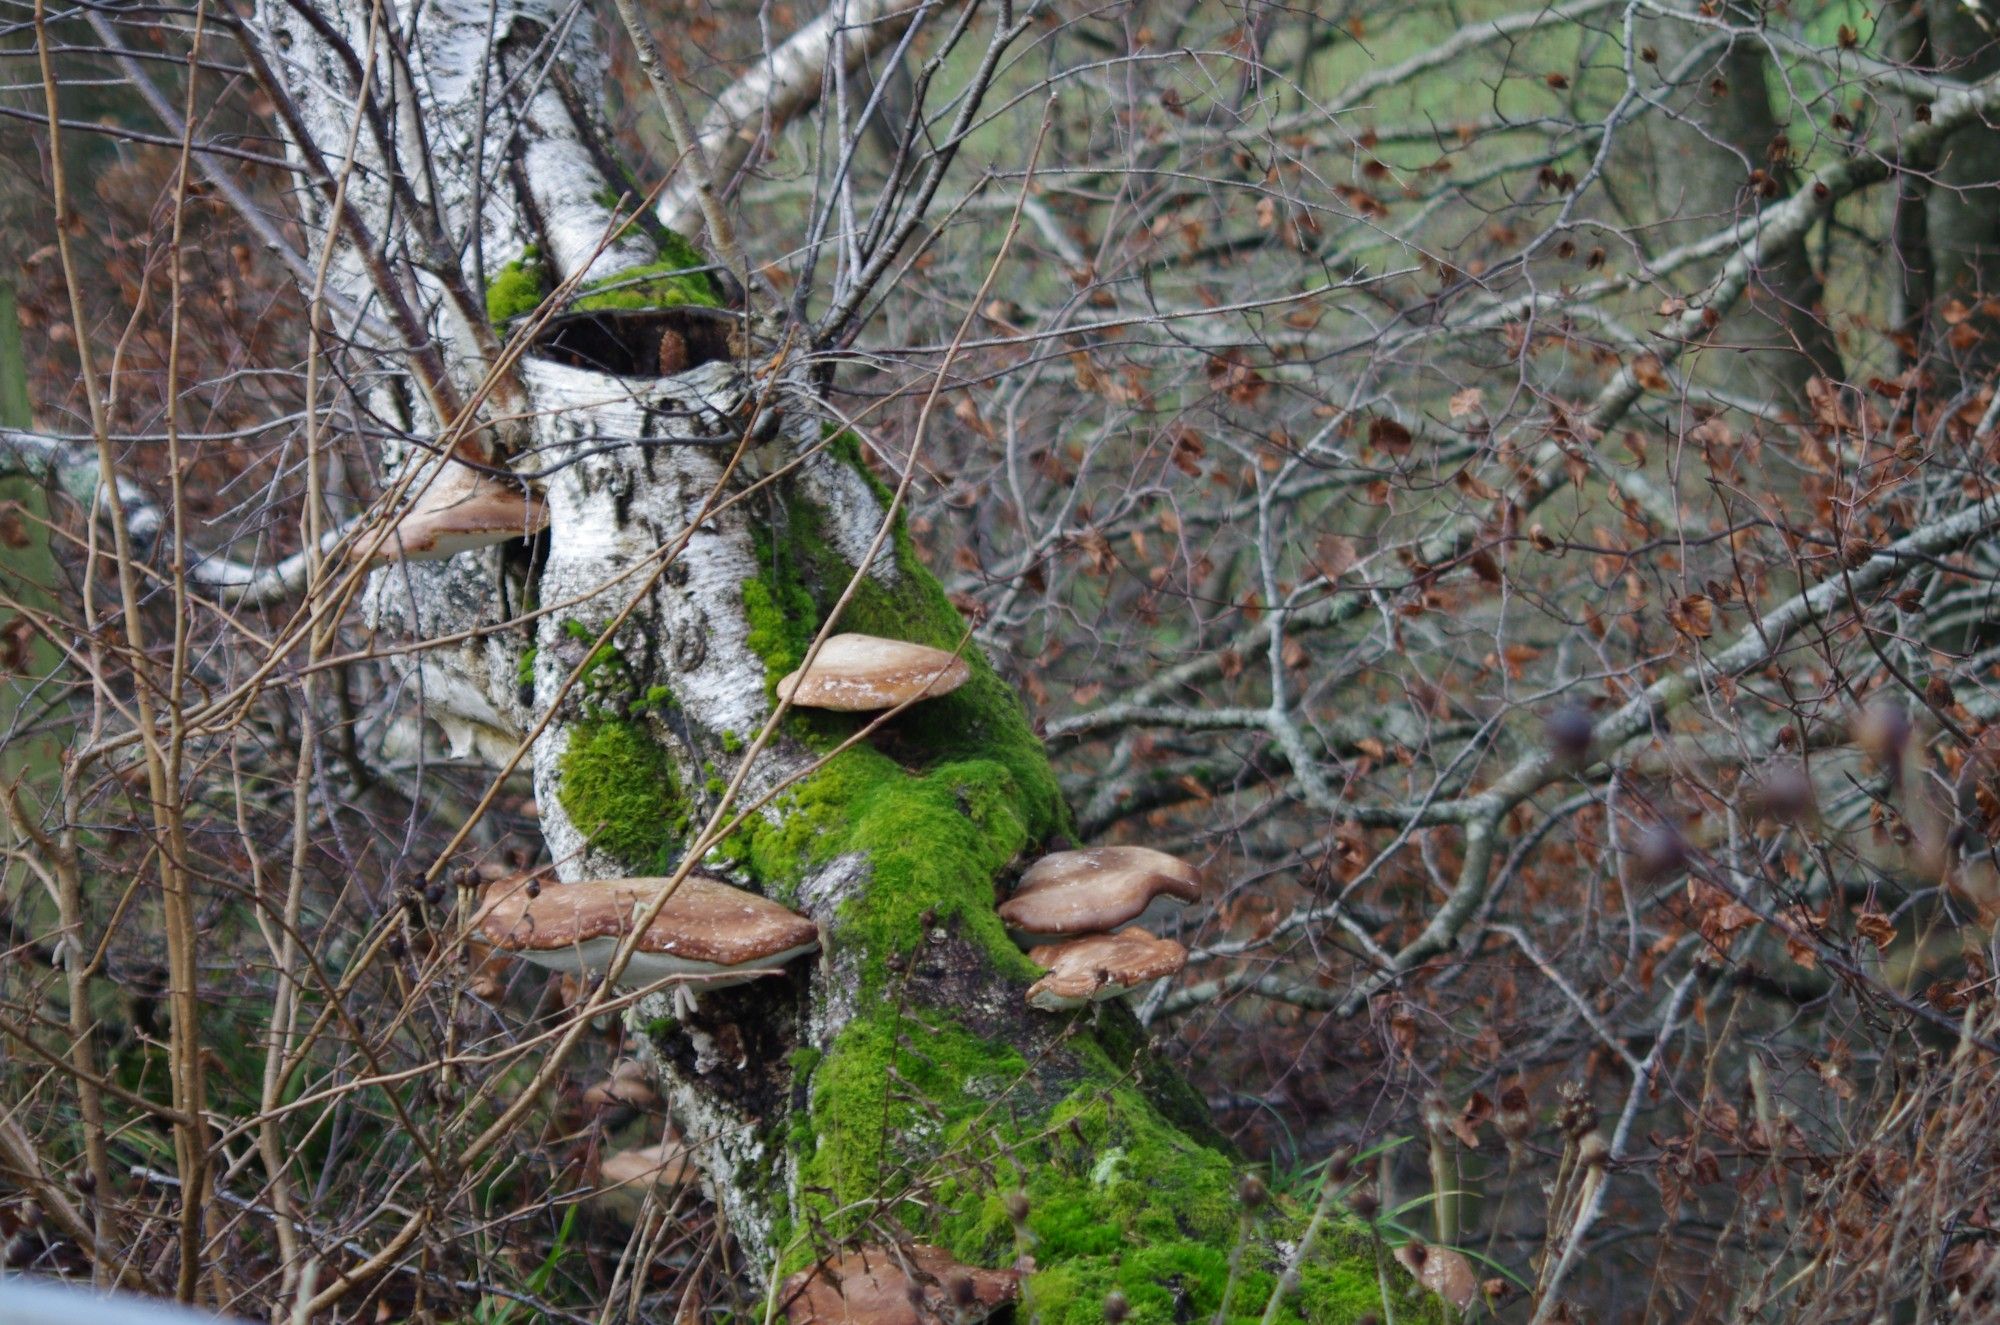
[556, 719, 690, 871]
[574, 234, 722, 312]
[488, 236, 719, 332]
[486, 247, 550, 328]
[792, 1008, 1416, 1324]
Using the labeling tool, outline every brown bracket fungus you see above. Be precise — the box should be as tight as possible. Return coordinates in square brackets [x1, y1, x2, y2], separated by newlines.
[471, 875, 818, 1010]
[1393, 1240, 1480, 1312]
[374, 462, 549, 564]
[582, 1059, 660, 1117]
[779, 1243, 1020, 1325]
[592, 1135, 697, 1224]
[775, 633, 971, 711]
[598, 1137, 694, 1193]
[1023, 928, 1188, 1011]
[996, 846, 1202, 944]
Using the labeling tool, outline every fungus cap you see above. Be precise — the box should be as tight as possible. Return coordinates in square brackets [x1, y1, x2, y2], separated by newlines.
[599, 1138, 693, 1193]
[775, 633, 971, 711]
[1394, 1241, 1479, 1311]
[471, 875, 817, 989]
[1024, 929, 1188, 1010]
[780, 1244, 1020, 1325]
[377, 463, 548, 563]
[582, 1060, 659, 1114]
[997, 846, 1202, 941]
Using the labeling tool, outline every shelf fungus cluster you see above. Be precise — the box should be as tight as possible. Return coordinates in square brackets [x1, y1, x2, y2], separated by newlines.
[998, 846, 1199, 1011]
[452, 624, 1198, 1308]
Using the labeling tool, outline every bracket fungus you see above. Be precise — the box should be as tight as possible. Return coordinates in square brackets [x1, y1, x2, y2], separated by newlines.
[775, 633, 971, 711]
[375, 462, 548, 563]
[1024, 929, 1188, 1011]
[996, 846, 1202, 944]
[779, 1244, 1020, 1325]
[582, 1059, 660, 1117]
[471, 875, 817, 1010]
[593, 1135, 697, 1223]
[1394, 1240, 1480, 1312]
[599, 1137, 694, 1193]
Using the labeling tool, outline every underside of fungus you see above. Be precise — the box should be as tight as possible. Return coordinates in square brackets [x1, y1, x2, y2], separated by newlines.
[1024, 928, 1188, 1010]
[372, 460, 548, 563]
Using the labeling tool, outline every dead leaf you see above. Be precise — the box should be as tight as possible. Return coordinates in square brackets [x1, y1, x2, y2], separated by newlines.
[1852, 908, 1896, 951]
[1668, 593, 1715, 639]
[1395, 1243, 1479, 1310]
[1632, 354, 1670, 392]
[1368, 416, 1413, 455]
[1313, 534, 1357, 581]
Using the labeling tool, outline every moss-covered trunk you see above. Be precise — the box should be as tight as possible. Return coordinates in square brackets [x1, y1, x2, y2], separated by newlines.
[240, 0, 1417, 1313]
[529, 425, 1416, 1321]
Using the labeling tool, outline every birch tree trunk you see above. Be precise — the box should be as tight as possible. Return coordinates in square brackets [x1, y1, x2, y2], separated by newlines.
[244, 0, 1412, 1317]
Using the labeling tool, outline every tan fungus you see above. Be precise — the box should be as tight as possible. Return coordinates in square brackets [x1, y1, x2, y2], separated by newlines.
[374, 463, 548, 564]
[1024, 928, 1188, 1010]
[997, 846, 1202, 941]
[471, 875, 818, 990]
[775, 633, 971, 711]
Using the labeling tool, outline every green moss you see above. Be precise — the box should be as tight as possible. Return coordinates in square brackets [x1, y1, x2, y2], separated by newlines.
[728, 447, 1069, 968]
[574, 239, 722, 312]
[487, 247, 550, 328]
[515, 647, 537, 689]
[793, 1011, 1413, 1324]
[489, 237, 721, 332]
[556, 719, 690, 870]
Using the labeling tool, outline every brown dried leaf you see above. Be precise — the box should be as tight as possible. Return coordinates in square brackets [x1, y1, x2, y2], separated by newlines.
[1368, 416, 1413, 455]
[1631, 354, 1670, 392]
[1852, 908, 1896, 951]
[1668, 593, 1715, 639]
[1313, 534, 1358, 581]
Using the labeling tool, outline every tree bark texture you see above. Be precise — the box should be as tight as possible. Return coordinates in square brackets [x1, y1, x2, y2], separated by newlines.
[1919, 0, 2000, 377]
[1611, 9, 1843, 401]
[247, 0, 1418, 1317]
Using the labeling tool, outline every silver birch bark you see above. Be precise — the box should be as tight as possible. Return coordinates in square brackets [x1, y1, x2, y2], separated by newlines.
[237, 0, 1409, 1317]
